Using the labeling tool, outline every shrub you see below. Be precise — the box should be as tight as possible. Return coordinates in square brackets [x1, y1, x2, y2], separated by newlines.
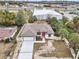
[16, 10, 26, 26]
[4, 38, 10, 43]
[28, 16, 37, 23]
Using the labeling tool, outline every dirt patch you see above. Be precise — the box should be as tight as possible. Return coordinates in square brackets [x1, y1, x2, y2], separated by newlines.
[34, 40, 72, 58]
[0, 42, 15, 59]
[34, 43, 44, 52]
[0, 43, 5, 59]
[52, 40, 72, 57]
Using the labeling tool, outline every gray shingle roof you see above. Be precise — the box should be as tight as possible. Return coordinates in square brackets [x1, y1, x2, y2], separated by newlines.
[20, 23, 54, 37]
[20, 29, 36, 37]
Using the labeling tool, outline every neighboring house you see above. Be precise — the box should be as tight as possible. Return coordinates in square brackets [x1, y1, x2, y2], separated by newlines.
[17, 23, 54, 59]
[0, 26, 17, 41]
[33, 8, 62, 20]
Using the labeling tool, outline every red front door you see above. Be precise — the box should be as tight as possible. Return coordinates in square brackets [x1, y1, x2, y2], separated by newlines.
[41, 32, 45, 37]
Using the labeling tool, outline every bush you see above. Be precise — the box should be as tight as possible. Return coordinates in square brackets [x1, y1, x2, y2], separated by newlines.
[16, 10, 26, 26]
[4, 38, 10, 43]
[28, 16, 37, 23]
[13, 40, 17, 44]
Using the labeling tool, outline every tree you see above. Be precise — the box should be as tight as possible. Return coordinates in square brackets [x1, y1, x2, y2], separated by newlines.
[66, 21, 74, 28]
[48, 17, 60, 35]
[58, 28, 69, 40]
[73, 17, 79, 27]
[28, 16, 37, 23]
[68, 33, 79, 54]
[27, 10, 35, 23]
[62, 16, 69, 25]
[48, 17, 58, 29]
[16, 10, 26, 26]
[73, 17, 79, 33]
[48, 17, 58, 24]
[0, 10, 16, 26]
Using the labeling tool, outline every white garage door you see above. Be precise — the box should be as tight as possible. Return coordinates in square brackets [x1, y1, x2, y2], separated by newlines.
[23, 37, 34, 41]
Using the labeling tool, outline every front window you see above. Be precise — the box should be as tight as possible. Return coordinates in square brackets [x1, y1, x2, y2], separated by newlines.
[37, 32, 41, 35]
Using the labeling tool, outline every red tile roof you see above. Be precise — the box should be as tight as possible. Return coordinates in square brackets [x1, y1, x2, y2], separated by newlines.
[0, 27, 17, 40]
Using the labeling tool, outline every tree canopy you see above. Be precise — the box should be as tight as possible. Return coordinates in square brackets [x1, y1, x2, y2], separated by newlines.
[16, 10, 26, 26]
[49, 16, 79, 52]
[0, 10, 16, 26]
[0, 10, 26, 26]
[58, 28, 69, 39]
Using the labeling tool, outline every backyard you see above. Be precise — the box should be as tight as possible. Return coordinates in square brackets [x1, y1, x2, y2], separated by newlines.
[33, 40, 72, 59]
